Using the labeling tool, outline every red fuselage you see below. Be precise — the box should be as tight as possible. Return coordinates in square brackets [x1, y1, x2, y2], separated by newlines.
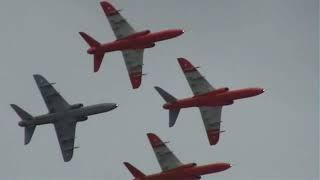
[87, 29, 183, 54]
[163, 87, 264, 110]
[137, 162, 231, 180]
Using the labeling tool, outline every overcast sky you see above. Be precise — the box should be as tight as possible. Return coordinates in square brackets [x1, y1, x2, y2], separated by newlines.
[0, 0, 318, 180]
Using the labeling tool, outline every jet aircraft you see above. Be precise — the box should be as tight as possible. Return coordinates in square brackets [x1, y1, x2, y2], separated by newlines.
[124, 133, 231, 180]
[10, 74, 118, 162]
[155, 58, 265, 145]
[79, 1, 184, 89]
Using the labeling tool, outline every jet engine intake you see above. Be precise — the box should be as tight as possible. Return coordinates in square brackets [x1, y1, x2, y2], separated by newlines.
[144, 43, 155, 48]
[77, 116, 88, 122]
[125, 30, 151, 39]
[212, 87, 229, 94]
[198, 87, 229, 97]
[133, 43, 155, 49]
[70, 103, 83, 109]
[223, 100, 234, 105]
[171, 163, 197, 171]
[18, 121, 28, 127]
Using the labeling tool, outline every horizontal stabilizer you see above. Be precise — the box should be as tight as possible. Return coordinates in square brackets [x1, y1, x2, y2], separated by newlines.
[10, 104, 33, 120]
[94, 53, 105, 72]
[154, 86, 177, 103]
[24, 126, 36, 145]
[169, 109, 180, 127]
[79, 32, 100, 47]
[10, 104, 35, 145]
[123, 162, 145, 178]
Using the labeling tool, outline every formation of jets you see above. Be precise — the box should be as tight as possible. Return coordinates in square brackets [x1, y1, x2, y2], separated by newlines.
[10, 1, 265, 178]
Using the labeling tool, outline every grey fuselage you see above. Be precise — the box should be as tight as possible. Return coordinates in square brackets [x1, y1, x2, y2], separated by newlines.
[18, 103, 117, 127]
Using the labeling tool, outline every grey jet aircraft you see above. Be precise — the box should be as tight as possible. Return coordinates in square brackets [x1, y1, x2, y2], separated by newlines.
[10, 74, 118, 162]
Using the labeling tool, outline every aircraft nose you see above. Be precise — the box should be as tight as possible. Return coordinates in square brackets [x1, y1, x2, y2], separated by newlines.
[227, 163, 232, 169]
[106, 103, 118, 111]
[218, 163, 232, 171]
[176, 29, 184, 36]
[257, 88, 265, 94]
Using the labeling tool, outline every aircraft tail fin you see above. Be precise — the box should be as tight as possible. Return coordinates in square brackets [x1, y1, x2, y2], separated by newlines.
[79, 32, 100, 47]
[10, 104, 35, 145]
[123, 162, 146, 179]
[154, 86, 177, 103]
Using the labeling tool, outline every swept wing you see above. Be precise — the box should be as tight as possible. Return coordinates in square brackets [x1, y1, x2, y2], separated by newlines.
[100, 1, 144, 89]
[33, 74, 77, 161]
[177, 58, 222, 145]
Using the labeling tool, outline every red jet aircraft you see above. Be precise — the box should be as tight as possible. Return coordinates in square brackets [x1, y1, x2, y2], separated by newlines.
[124, 133, 231, 180]
[79, 1, 184, 89]
[155, 58, 265, 145]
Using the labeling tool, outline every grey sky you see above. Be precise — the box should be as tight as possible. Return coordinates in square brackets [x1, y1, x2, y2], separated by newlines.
[0, 0, 318, 179]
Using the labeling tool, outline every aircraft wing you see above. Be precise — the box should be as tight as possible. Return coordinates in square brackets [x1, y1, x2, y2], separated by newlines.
[147, 133, 183, 172]
[122, 49, 144, 89]
[177, 58, 215, 95]
[199, 106, 222, 145]
[33, 74, 70, 113]
[177, 58, 223, 145]
[54, 118, 77, 162]
[33, 74, 77, 161]
[100, 1, 136, 40]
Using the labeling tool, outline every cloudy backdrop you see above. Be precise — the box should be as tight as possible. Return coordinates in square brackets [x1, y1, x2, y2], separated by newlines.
[0, 0, 318, 179]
